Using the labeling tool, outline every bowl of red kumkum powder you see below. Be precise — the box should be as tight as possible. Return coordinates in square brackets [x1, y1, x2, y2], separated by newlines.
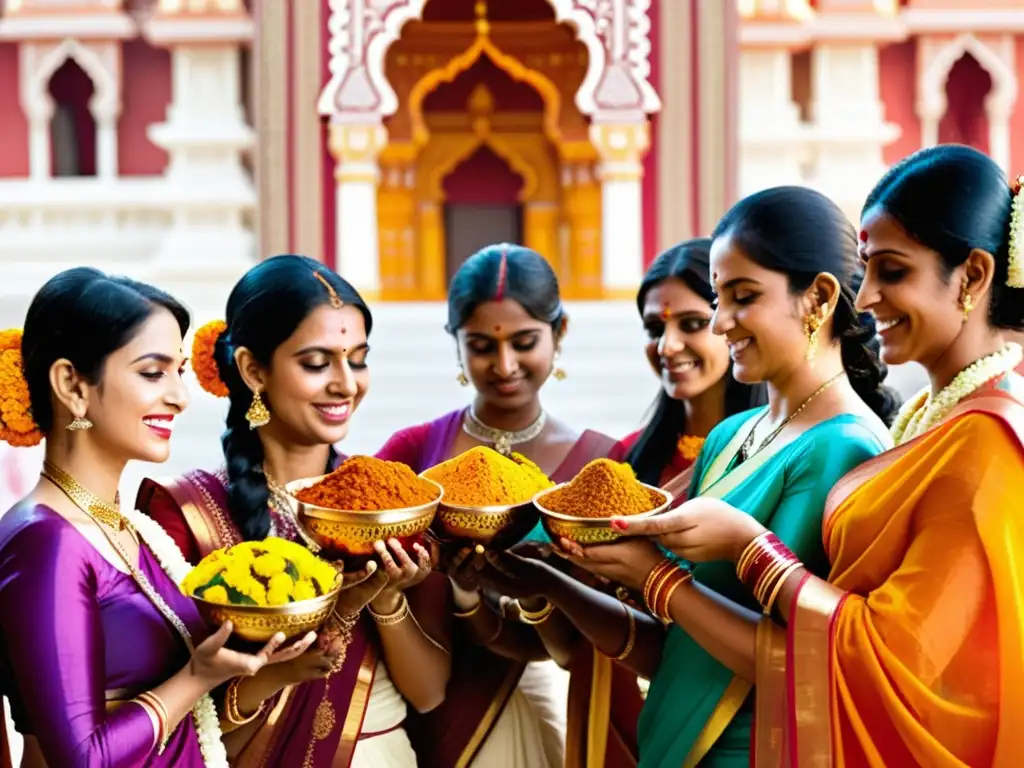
[421, 447, 553, 549]
[284, 455, 442, 561]
[535, 458, 672, 545]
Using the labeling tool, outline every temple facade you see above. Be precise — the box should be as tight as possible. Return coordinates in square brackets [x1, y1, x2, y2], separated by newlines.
[0, 0, 1021, 313]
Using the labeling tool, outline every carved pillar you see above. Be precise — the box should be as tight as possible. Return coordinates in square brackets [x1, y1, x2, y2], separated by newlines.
[561, 161, 602, 299]
[524, 201, 560, 275]
[590, 121, 650, 296]
[417, 202, 446, 301]
[378, 146, 418, 299]
[328, 120, 388, 296]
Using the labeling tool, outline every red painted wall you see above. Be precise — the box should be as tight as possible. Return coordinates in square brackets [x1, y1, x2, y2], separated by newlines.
[423, 0, 554, 22]
[642, 0, 660, 269]
[443, 144, 523, 203]
[1011, 37, 1024, 173]
[0, 43, 29, 177]
[879, 40, 920, 165]
[321, 0, 337, 271]
[938, 53, 990, 153]
[49, 59, 96, 176]
[119, 39, 171, 175]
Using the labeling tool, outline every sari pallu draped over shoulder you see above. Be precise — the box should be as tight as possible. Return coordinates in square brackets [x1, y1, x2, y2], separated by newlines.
[754, 383, 1024, 767]
[136, 464, 400, 768]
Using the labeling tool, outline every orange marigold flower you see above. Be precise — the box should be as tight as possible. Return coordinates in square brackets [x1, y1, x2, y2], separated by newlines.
[191, 320, 229, 398]
[0, 330, 42, 447]
[676, 435, 706, 461]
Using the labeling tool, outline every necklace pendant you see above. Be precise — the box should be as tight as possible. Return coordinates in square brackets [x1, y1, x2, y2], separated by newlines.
[494, 435, 512, 456]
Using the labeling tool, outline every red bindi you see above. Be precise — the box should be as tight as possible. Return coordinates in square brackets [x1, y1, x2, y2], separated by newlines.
[660, 307, 672, 320]
[859, 230, 868, 242]
[341, 326, 347, 334]
[494, 325, 502, 332]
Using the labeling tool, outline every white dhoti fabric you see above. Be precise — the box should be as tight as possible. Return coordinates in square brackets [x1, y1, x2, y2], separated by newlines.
[350, 661, 417, 767]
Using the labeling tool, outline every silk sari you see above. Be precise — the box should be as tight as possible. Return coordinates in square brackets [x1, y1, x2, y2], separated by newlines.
[136, 464, 441, 767]
[754, 377, 1024, 767]
[377, 408, 627, 768]
[639, 411, 890, 768]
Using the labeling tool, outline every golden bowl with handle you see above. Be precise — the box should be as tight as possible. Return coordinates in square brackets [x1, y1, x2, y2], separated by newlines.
[283, 474, 443, 559]
[192, 581, 342, 643]
[535, 483, 673, 545]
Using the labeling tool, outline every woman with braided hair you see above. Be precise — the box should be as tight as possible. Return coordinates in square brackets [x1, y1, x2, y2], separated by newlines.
[136, 254, 450, 767]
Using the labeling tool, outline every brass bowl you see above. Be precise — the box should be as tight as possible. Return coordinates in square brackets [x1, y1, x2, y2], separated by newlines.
[428, 494, 541, 550]
[192, 584, 341, 643]
[535, 483, 673, 545]
[283, 474, 442, 558]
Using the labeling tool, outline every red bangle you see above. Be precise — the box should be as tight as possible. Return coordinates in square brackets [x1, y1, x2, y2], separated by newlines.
[653, 568, 692, 623]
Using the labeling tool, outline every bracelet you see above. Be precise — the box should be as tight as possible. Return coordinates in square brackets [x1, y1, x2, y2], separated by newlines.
[736, 531, 771, 582]
[612, 602, 636, 661]
[136, 691, 168, 754]
[738, 532, 798, 592]
[453, 600, 482, 619]
[518, 601, 554, 626]
[133, 698, 162, 752]
[224, 677, 265, 726]
[642, 559, 676, 615]
[761, 561, 803, 616]
[369, 593, 410, 625]
[654, 569, 692, 623]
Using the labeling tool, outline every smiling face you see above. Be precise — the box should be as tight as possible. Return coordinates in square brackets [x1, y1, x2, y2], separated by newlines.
[856, 209, 962, 368]
[456, 299, 559, 411]
[709, 235, 811, 384]
[250, 304, 370, 447]
[80, 307, 189, 464]
[641, 277, 729, 401]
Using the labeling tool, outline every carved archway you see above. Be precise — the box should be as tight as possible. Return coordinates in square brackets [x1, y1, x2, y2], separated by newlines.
[22, 38, 119, 121]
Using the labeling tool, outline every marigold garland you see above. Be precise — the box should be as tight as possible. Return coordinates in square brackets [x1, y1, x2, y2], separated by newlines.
[676, 435, 705, 461]
[191, 320, 230, 398]
[0, 329, 42, 447]
[182, 538, 340, 608]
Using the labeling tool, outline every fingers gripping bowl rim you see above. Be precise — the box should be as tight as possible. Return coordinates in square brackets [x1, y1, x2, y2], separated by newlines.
[534, 482, 673, 545]
[283, 473, 442, 558]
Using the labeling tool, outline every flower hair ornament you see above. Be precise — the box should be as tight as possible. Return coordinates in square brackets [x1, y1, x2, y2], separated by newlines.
[1008, 175, 1024, 288]
[191, 320, 230, 398]
[0, 329, 42, 446]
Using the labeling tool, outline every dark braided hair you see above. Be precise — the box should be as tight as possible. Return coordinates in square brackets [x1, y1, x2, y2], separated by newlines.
[713, 187, 901, 425]
[213, 255, 372, 541]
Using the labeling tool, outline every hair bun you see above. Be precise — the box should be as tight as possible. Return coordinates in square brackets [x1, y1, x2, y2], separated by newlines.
[191, 320, 230, 397]
[0, 329, 42, 446]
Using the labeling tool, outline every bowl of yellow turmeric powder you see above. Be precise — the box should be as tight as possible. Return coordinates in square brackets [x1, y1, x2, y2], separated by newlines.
[422, 447, 554, 549]
[535, 459, 672, 545]
[284, 455, 443, 559]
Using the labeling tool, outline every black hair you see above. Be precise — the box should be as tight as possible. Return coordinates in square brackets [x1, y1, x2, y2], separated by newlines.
[863, 144, 1024, 331]
[214, 255, 373, 541]
[713, 186, 901, 425]
[21, 267, 190, 433]
[445, 243, 565, 334]
[624, 240, 768, 485]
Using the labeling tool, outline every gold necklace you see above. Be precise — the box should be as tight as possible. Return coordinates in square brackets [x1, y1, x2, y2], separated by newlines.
[463, 406, 547, 456]
[738, 371, 846, 462]
[262, 465, 323, 553]
[40, 460, 125, 531]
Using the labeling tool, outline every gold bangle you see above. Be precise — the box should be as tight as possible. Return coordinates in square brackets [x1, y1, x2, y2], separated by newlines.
[136, 691, 168, 753]
[656, 570, 693, 623]
[369, 593, 410, 625]
[736, 531, 771, 582]
[646, 566, 680, 617]
[134, 698, 161, 752]
[613, 602, 636, 661]
[753, 558, 787, 605]
[761, 561, 803, 616]
[642, 559, 674, 608]
[453, 600, 482, 619]
[518, 601, 554, 626]
[225, 677, 264, 726]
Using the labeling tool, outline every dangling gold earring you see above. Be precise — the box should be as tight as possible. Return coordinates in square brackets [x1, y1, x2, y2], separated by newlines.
[552, 350, 567, 382]
[804, 313, 821, 362]
[245, 388, 271, 429]
[66, 415, 93, 431]
[456, 367, 469, 387]
[959, 279, 975, 321]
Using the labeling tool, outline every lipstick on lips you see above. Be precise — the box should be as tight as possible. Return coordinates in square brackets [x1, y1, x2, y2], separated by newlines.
[143, 414, 174, 439]
[314, 402, 352, 424]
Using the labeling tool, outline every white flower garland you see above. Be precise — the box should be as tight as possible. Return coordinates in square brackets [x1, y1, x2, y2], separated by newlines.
[1009, 177, 1024, 288]
[891, 343, 1023, 445]
[124, 508, 230, 768]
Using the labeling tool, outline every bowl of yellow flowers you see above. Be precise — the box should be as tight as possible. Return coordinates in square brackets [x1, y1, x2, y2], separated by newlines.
[181, 537, 342, 643]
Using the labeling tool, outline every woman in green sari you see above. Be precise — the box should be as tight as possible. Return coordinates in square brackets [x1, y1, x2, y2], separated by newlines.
[481, 186, 899, 766]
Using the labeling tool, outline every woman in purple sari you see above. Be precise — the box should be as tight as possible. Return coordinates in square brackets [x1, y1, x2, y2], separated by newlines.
[136, 255, 450, 768]
[0, 268, 304, 768]
[376, 244, 619, 768]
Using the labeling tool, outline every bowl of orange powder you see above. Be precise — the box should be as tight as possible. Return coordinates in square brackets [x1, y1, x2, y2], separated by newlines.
[284, 455, 443, 559]
[535, 458, 672, 545]
[422, 447, 553, 549]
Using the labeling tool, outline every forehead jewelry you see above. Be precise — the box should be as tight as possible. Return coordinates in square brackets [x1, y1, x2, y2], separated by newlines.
[313, 271, 343, 309]
[660, 306, 673, 321]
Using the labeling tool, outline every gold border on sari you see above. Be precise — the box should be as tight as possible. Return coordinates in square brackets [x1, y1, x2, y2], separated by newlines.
[682, 677, 752, 768]
[455, 663, 525, 768]
[585, 653, 613, 768]
[754, 618, 788, 766]
[334, 644, 379, 767]
[239, 686, 295, 768]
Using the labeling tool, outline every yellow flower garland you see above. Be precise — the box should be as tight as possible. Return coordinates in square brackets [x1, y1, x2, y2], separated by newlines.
[0, 329, 42, 447]
[182, 538, 340, 608]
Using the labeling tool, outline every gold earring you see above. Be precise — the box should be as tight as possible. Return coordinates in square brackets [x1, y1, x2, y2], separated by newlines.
[959, 280, 974, 321]
[552, 350, 566, 382]
[66, 415, 93, 431]
[456, 368, 469, 387]
[804, 314, 821, 362]
[245, 388, 271, 429]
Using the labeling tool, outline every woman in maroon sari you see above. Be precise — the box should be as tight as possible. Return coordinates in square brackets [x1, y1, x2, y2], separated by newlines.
[136, 255, 450, 767]
[0, 268, 303, 768]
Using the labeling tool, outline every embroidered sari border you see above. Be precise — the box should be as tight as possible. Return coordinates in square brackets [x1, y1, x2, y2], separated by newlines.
[334, 643, 379, 768]
[585, 653, 613, 768]
[754, 615, 789, 766]
[681, 676, 752, 768]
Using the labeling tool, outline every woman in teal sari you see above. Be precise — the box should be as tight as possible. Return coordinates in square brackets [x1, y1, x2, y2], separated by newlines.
[482, 186, 899, 766]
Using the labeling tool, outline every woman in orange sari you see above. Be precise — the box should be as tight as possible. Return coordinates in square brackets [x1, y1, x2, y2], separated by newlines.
[616, 145, 1024, 765]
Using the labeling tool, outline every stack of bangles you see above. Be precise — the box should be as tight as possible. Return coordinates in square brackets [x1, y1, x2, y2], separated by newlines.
[134, 690, 170, 753]
[368, 593, 411, 626]
[642, 559, 692, 624]
[736, 531, 803, 615]
[224, 678, 266, 728]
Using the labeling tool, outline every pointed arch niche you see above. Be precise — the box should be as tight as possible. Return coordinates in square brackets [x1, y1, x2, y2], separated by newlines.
[378, 0, 598, 300]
